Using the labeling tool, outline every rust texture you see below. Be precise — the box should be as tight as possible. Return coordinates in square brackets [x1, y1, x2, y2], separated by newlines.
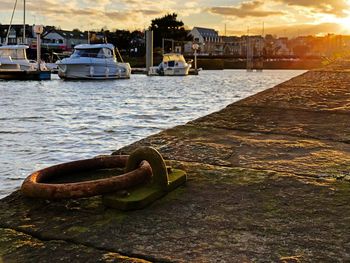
[21, 155, 152, 199]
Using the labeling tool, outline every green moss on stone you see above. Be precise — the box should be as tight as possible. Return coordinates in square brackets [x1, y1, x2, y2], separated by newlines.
[67, 226, 89, 234]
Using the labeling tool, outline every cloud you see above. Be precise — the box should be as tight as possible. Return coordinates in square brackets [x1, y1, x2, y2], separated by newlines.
[273, 0, 350, 17]
[1, 0, 349, 34]
[227, 22, 342, 36]
[0, 0, 169, 30]
[209, 0, 284, 18]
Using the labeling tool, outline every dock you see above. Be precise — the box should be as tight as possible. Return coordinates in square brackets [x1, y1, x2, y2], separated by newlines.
[1, 59, 350, 262]
[131, 68, 200, 75]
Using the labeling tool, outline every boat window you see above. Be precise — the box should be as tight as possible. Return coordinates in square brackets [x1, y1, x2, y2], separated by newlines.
[72, 48, 103, 58]
[168, 61, 175, 67]
[163, 54, 186, 63]
[103, 48, 113, 58]
[0, 49, 27, 60]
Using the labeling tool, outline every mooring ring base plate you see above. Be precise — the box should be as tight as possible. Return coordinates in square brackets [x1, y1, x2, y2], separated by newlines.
[102, 168, 186, 210]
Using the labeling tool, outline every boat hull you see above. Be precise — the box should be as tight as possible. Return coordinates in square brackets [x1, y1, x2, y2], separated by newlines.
[57, 62, 131, 80]
[0, 70, 51, 81]
[163, 66, 190, 76]
[149, 65, 191, 76]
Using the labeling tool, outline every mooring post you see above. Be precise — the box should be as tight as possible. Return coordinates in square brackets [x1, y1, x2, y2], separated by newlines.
[146, 30, 153, 75]
[34, 25, 44, 71]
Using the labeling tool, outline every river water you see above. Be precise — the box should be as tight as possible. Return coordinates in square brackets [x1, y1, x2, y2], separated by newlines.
[0, 70, 304, 198]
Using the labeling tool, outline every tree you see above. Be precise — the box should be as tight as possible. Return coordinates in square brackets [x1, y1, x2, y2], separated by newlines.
[149, 13, 191, 49]
[104, 30, 131, 51]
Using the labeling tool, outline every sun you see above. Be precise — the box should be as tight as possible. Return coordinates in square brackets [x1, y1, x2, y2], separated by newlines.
[317, 0, 350, 34]
[338, 0, 350, 32]
[337, 14, 350, 33]
[341, 16, 350, 27]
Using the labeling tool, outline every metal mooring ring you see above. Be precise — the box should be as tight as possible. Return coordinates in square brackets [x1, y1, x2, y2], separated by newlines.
[125, 147, 169, 190]
[21, 155, 152, 199]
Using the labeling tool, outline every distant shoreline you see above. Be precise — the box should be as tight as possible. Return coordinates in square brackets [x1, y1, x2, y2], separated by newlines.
[127, 56, 323, 70]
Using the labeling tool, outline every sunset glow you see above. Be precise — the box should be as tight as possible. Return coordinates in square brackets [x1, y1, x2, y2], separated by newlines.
[1, 0, 350, 36]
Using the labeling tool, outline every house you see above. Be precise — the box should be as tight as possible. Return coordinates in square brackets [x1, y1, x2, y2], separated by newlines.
[187, 27, 224, 55]
[222, 36, 242, 56]
[42, 29, 88, 51]
[275, 37, 292, 56]
[0, 24, 36, 46]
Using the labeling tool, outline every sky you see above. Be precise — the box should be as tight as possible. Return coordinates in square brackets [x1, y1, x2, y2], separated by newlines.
[1, 0, 350, 37]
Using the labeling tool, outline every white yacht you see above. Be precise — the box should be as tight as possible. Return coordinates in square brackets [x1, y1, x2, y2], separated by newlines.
[149, 53, 192, 76]
[0, 45, 36, 71]
[56, 43, 131, 80]
[0, 44, 50, 80]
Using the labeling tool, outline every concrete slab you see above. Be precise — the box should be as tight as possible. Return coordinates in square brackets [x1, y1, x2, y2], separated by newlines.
[2, 59, 350, 262]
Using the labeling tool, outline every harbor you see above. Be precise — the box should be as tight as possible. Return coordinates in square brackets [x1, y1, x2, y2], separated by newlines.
[1, 58, 350, 261]
[0, 70, 301, 199]
[2, 0, 350, 262]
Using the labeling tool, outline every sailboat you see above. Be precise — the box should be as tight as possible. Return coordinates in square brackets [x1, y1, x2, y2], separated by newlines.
[0, 0, 51, 80]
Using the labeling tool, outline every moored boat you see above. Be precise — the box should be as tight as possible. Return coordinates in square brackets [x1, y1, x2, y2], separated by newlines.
[0, 44, 51, 80]
[56, 43, 131, 80]
[149, 53, 192, 76]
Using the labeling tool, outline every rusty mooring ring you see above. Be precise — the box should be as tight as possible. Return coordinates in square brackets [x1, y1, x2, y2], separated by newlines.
[125, 147, 169, 190]
[21, 155, 152, 199]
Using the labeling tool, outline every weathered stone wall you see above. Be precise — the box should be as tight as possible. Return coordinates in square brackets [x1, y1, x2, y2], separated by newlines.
[1, 59, 350, 262]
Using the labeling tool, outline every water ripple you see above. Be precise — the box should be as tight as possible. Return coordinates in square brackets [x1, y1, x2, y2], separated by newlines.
[0, 70, 305, 198]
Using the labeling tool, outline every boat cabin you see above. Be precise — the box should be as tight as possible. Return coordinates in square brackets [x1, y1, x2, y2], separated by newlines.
[162, 53, 186, 67]
[71, 44, 116, 59]
[0, 45, 29, 61]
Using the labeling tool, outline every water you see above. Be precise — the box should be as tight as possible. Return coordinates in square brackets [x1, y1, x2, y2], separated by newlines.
[0, 70, 304, 198]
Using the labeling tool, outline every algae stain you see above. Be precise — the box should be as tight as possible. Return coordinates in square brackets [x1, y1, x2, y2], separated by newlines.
[155, 187, 186, 205]
[104, 210, 128, 224]
[84, 199, 103, 210]
[67, 226, 89, 234]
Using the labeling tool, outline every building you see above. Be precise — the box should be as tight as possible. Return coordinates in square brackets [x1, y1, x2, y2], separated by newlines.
[0, 24, 36, 46]
[42, 29, 88, 51]
[275, 37, 292, 56]
[187, 27, 224, 55]
[222, 36, 243, 56]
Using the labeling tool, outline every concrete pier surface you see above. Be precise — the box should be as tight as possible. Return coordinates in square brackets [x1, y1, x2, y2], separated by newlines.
[1, 60, 350, 262]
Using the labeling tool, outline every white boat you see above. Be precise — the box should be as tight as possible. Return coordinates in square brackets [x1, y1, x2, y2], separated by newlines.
[56, 43, 131, 80]
[149, 53, 192, 76]
[0, 44, 50, 80]
[0, 45, 36, 71]
[0, 0, 51, 80]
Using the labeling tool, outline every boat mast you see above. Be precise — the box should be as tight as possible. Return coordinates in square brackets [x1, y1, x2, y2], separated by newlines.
[23, 0, 26, 44]
[5, 0, 18, 45]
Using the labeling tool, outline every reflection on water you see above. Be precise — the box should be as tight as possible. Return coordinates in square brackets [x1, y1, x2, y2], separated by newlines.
[0, 70, 304, 198]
